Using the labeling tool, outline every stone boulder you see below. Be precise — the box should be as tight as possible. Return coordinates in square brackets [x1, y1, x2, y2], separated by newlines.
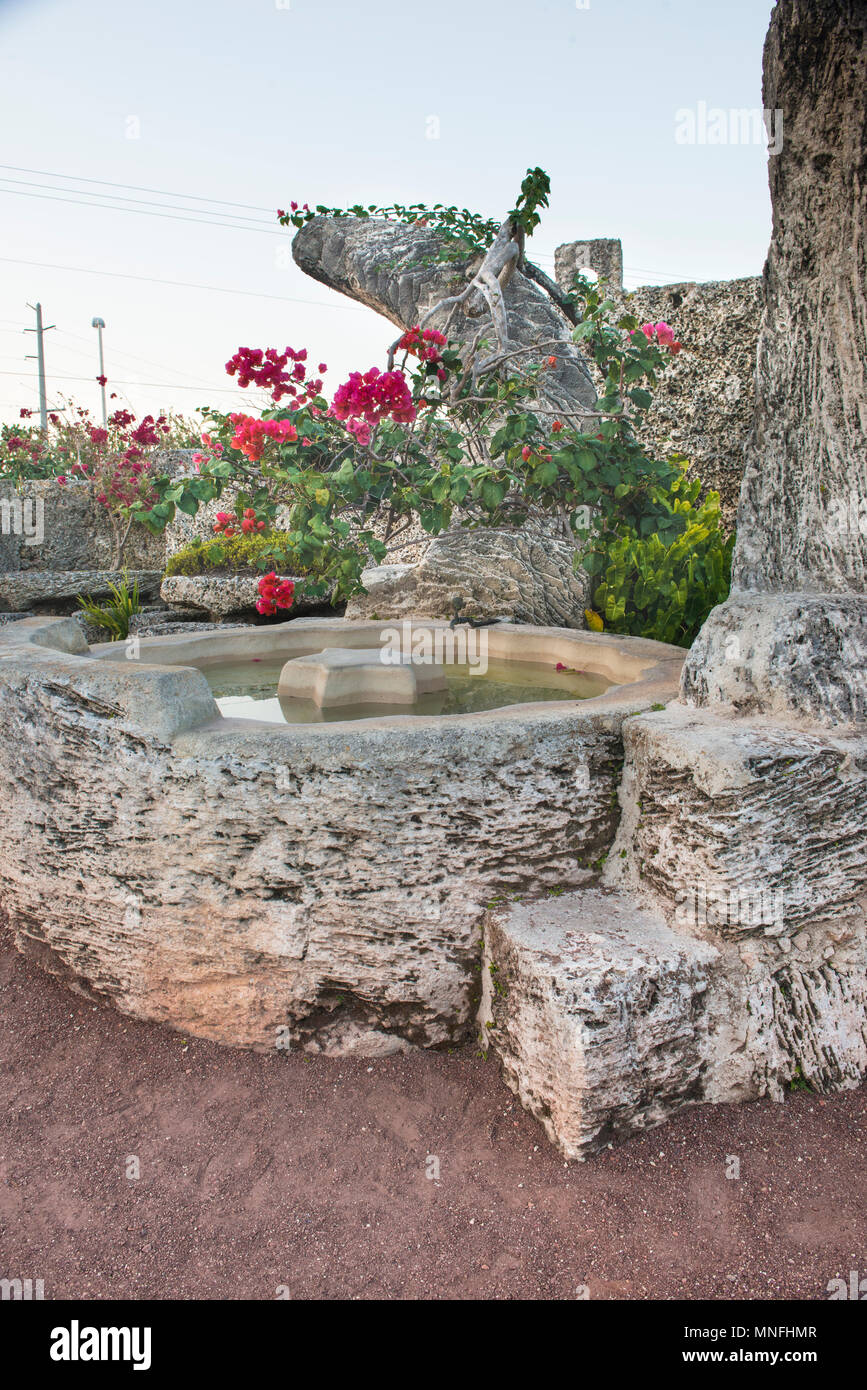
[345, 525, 589, 628]
[480, 889, 718, 1159]
[160, 573, 323, 622]
[0, 569, 162, 614]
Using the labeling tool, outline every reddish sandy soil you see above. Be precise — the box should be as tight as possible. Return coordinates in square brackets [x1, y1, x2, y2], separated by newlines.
[1, 923, 865, 1302]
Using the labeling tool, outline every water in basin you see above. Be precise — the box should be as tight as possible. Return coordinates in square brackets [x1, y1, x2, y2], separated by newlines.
[193, 653, 614, 723]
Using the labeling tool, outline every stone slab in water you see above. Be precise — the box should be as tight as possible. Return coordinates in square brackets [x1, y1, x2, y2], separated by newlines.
[278, 646, 447, 708]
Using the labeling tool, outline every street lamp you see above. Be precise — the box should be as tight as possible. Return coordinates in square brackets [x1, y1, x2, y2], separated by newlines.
[92, 317, 106, 426]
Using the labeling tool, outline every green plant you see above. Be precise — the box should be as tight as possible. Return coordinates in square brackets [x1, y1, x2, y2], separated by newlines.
[77, 572, 142, 642]
[587, 485, 734, 647]
[164, 529, 303, 577]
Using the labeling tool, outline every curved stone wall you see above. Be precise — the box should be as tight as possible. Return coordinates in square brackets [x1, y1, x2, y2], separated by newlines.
[0, 616, 682, 1055]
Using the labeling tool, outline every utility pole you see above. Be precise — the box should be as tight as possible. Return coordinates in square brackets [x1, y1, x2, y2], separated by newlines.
[24, 301, 55, 432]
[92, 316, 107, 426]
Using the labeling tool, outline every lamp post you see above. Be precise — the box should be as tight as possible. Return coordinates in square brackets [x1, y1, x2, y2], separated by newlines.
[92, 316, 107, 426]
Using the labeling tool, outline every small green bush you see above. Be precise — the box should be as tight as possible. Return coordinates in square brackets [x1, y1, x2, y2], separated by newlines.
[165, 530, 303, 577]
[586, 490, 734, 647]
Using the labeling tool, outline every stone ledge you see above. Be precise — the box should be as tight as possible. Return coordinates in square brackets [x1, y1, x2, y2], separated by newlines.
[0, 569, 162, 613]
[161, 573, 324, 621]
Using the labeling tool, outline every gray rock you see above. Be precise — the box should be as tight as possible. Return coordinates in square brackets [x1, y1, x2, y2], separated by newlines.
[0, 478, 168, 574]
[609, 705, 867, 1099]
[688, 1, 867, 722]
[292, 214, 597, 421]
[0, 569, 162, 613]
[161, 573, 323, 621]
[480, 888, 718, 1159]
[481, 701, 867, 1158]
[682, 591, 867, 726]
[0, 616, 682, 1053]
[346, 525, 589, 628]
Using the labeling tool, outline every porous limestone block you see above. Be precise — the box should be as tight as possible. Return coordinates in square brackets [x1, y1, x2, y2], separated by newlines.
[681, 592, 867, 727]
[344, 524, 589, 628]
[606, 705, 867, 1099]
[610, 703, 867, 944]
[1, 618, 668, 1053]
[480, 889, 719, 1159]
[277, 646, 447, 707]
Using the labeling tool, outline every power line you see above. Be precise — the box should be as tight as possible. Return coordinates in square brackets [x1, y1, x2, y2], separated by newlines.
[0, 368, 250, 395]
[0, 174, 275, 229]
[0, 163, 279, 215]
[0, 185, 284, 236]
[0, 255, 373, 312]
[54, 328, 234, 394]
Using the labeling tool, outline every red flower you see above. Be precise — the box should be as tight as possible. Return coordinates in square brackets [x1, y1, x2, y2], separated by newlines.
[256, 571, 295, 616]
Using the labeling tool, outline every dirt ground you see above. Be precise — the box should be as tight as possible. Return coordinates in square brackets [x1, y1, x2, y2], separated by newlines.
[1, 923, 864, 1302]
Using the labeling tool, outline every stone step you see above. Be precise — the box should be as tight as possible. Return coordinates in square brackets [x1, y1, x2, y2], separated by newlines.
[479, 887, 719, 1160]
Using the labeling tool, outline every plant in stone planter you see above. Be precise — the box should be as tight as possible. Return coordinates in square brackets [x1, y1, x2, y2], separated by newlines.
[164, 530, 301, 578]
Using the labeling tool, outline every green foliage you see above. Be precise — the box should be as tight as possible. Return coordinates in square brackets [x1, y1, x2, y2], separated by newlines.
[77, 572, 142, 642]
[280, 200, 500, 264]
[586, 487, 734, 647]
[278, 166, 551, 263]
[164, 530, 303, 577]
[506, 167, 550, 239]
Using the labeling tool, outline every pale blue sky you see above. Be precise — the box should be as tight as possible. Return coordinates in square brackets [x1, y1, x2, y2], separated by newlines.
[0, 0, 775, 426]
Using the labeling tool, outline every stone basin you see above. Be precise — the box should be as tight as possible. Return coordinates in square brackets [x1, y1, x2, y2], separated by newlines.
[0, 615, 685, 1056]
[277, 646, 447, 708]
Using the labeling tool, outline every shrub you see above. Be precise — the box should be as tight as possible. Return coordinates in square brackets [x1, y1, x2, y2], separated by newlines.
[584, 487, 734, 647]
[165, 530, 304, 577]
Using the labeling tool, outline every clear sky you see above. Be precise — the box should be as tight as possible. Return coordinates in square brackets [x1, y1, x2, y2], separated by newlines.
[0, 0, 775, 427]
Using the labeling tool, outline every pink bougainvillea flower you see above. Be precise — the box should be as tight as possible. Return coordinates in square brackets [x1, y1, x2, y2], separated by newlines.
[228, 413, 298, 462]
[331, 367, 416, 432]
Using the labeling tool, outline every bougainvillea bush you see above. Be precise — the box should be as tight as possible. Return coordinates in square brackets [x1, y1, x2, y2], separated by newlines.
[136, 261, 730, 641]
[6, 171, 729, 642]
[0, 401, 201, 568]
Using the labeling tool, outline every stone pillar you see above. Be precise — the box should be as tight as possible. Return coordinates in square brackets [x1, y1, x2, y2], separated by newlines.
[681, 0, 867, 726]
[554, 238, 624, 293]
